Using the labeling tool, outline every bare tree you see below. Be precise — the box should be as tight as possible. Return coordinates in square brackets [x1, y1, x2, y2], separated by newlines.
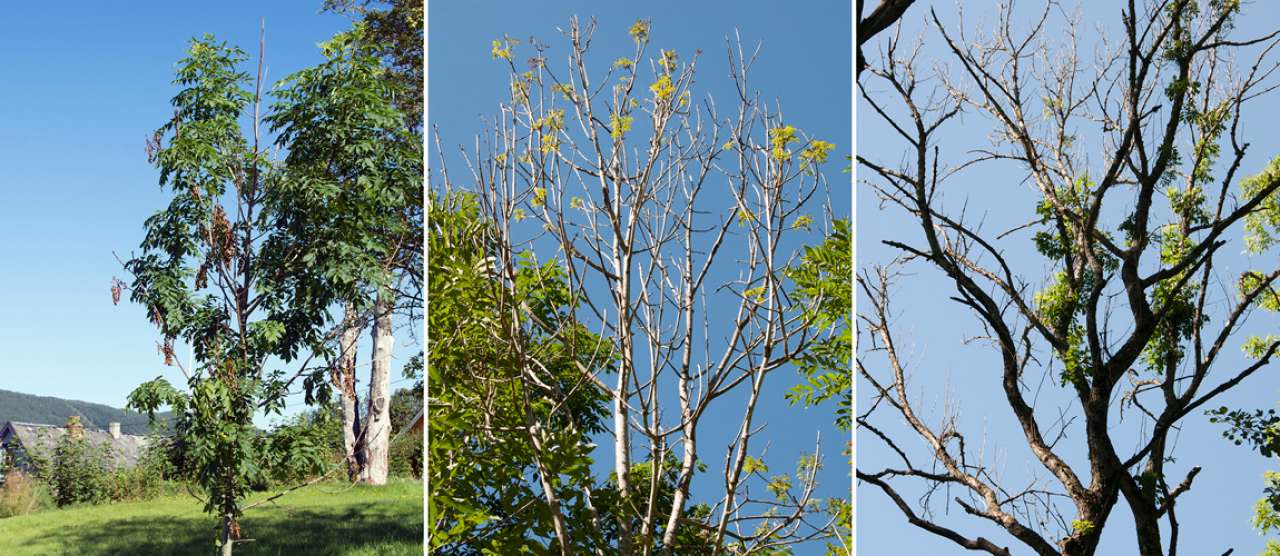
[858, 1, 1280, 555]
[432, 17, 846, 554]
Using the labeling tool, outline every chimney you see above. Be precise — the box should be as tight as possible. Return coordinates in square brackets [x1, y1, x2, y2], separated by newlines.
[109, 422, 121, 440]
[66, 416, 84, 440]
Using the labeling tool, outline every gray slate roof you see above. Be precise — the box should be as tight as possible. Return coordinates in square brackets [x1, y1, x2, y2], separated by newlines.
[0, 421, 149, 469]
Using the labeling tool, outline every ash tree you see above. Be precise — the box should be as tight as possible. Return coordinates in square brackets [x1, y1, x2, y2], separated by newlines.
[121, 22, 417, 555]
[430, 17, 848, 555]
[858, 1, 1280, 555]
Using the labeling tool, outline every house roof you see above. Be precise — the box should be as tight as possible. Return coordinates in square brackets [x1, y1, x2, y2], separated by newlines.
[0, 421, 149, 469]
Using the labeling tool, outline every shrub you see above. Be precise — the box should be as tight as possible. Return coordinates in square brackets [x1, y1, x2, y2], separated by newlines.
[44, 435, 113, 507]
[388, 427, 422, 479]
[105, 461, 166, 503]
[388, 386, 422, 478]
[42, 433, 173, 507]
[0, 469, 50, 518]
[256, 408, 343, 488]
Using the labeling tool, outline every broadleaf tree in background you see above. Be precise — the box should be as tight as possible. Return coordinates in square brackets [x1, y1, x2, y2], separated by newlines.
[318, 0, 426, 480]
[429, 18, 849, 554]
[266, 23, 421, 486]
[324, 0, 424, 131]
[857, 1, 1280, 555]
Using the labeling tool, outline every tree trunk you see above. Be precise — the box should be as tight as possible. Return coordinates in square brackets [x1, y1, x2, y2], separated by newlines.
[335, 303, 364, 481]
[219, 514, 234, 556]
[362, 292, 394, 485]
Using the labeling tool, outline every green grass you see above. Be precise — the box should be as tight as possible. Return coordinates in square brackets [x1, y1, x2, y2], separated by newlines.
[0, 479, 423, 556]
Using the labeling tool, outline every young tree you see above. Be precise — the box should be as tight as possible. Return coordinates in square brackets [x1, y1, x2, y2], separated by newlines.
[431, 18, 846, 554]
[122, 34, 334, 555]
[858, 1, 1280, 554]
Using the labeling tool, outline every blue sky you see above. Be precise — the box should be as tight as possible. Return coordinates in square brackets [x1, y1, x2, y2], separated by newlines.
[0, 2, 419, 423]
[858, 2, 1280, 554]
[430, 0, 851, 550]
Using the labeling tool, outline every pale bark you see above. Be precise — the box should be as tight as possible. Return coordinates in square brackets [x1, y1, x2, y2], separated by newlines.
[445, 18, 839, 551]
[219, 515, 235, 556]
[361, 292, 394, 485]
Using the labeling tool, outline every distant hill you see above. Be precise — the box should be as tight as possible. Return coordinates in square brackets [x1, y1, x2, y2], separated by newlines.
[0, 389, 169, 435]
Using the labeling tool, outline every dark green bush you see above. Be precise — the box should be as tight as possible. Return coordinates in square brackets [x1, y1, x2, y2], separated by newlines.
[44, 436, 112, 507]
[388, 428, 422, 479]
[39, 433, 172, 508]
[388, 387, 422, 478]
[256, 407, 344, 488]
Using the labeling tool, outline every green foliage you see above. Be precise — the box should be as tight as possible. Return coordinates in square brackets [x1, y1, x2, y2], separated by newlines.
[256, 409, 342, 488]
[43, 435, 112, 507]
[1242, 156, 1280, 254]
[1209, 408, 1280, 550]
[427, 191, 612, 552]
[1210, 407, 1280, 456]
[1072, 519, 1096, 536]
[323, 0, 423, 129]
[591, 455, 717, 553]
[785, 219, 853, 430]
[388, 428, 422, 480]
[388, 388, 422, 479]
[1033, 271, 1093, 386]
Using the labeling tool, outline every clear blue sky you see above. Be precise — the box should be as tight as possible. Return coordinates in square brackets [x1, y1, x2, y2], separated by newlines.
[859, 2, 1280, 554]
[0, 2, 418, 423]
[430, 0, 851, 551]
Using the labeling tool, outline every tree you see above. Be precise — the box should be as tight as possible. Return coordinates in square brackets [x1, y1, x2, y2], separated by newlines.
[431, 18, 846, 554]
[856, 0, 917, 76]
[318, 0, 425, 483]
[122, 33, 335, 555]
[324, 0, 423, 130]
[266, 23, 421, 485]
[858, 1, 1280, 554]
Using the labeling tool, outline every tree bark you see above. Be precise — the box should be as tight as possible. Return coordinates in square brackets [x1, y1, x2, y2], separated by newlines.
[362, 291, 394, 485]
[219, 514, 235, 556]
[335, 303, 364, 481]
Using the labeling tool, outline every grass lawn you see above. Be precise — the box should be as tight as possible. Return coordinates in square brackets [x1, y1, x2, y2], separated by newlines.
[0, 478, 423, 556]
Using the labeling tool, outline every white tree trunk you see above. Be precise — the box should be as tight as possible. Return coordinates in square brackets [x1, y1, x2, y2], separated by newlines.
[219, 515, 235, 556]
[336, 304, 363, 481]
[361, 293, 393, 485]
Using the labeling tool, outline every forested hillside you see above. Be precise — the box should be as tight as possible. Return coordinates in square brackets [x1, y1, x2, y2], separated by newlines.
[0, 389, 165, 435]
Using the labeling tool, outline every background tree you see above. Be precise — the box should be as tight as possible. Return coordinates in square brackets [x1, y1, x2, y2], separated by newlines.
[314, 0, 425, 482]
[324, 0, 423, 130]
[266, 23, 421, 485]
[858, 1, 1280, 555]
[431, 18, 846, 554]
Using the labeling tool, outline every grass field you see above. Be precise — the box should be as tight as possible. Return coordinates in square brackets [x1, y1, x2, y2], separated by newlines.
[0, 478, 423, 556]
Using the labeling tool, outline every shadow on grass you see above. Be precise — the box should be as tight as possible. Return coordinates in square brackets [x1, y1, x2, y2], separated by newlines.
[52, 504, 421, 556]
